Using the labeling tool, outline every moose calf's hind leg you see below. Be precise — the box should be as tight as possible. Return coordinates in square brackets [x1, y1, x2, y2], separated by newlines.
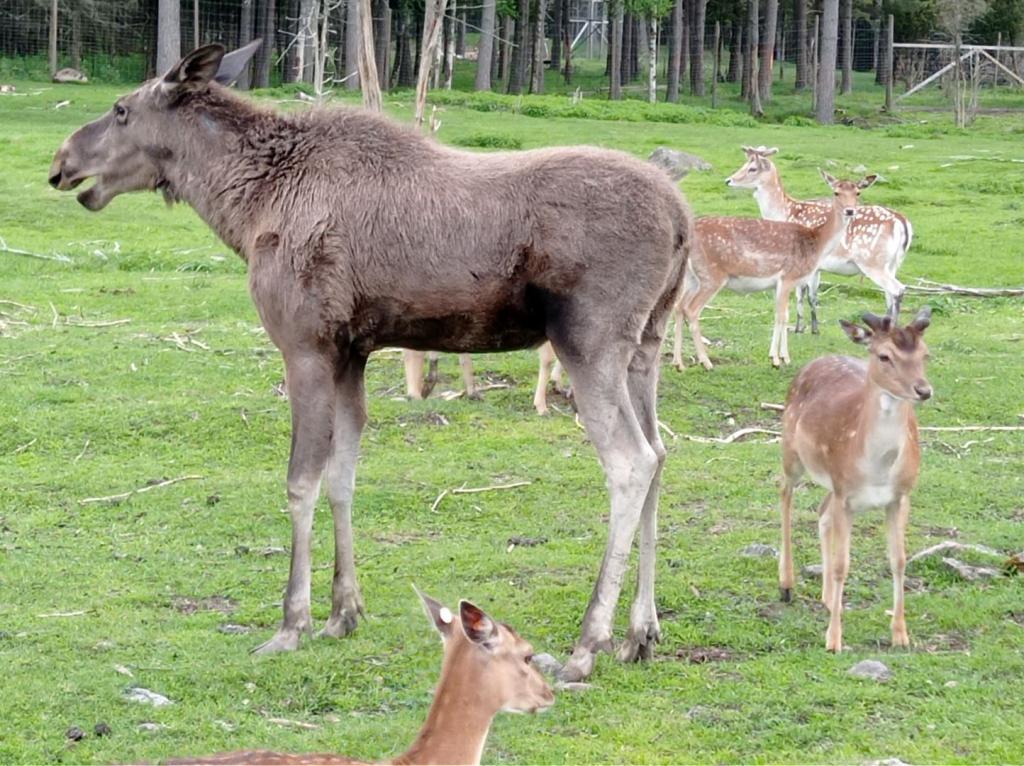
[559, 357, 660, 682]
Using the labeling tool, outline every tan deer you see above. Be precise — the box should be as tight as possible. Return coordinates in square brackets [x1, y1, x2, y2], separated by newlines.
[779, 307, 933, 652]
[533, 341, 568, 415]
[403, 350, 477, 399]
[726, 146, 912, 333]
[673, 171, 865, 370]
[167, 591, 554, 765]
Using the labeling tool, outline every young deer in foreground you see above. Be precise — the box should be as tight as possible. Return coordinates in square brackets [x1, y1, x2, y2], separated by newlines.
[167, 592, 554, 765]
[726, 146, 912, 333]
[674, 171, 865, 370]
[779, 307, 933, 652]
[533, 341, 568, 415]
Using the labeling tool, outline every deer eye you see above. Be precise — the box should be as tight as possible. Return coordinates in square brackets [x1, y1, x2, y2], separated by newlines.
[878, 353, 892, 364]
[524, 654, 533, 665]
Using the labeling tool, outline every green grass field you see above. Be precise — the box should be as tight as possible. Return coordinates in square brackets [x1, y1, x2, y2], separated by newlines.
[1, 70, 1023, 764]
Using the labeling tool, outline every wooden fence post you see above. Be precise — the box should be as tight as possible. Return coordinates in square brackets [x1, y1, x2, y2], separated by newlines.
[712, 21, 721, 108]
[884, 13, 894, 111]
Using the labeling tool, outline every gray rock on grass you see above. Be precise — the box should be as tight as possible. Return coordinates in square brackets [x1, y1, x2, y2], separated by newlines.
[848, 659, 892, 682]
[648, 147, 712, 181]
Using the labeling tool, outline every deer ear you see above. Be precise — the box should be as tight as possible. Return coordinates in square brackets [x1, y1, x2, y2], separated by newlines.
[459, 600, 500, 650]
[764, 146, 779, 156]
[214, 38, 263, 86]
[908, 305, 932, 334]
[414, 586, 454, 640]
[163, 44, 226, 94]
[819, 168, 839, 188]
[858, 174, 879, 190]
[840, 319, 872, 345]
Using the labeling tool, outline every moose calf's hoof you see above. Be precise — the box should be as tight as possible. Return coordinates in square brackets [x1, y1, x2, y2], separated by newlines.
[320, 609, 361, 639]
[559, 648, 597, 682]
[252, 629, 303, 655]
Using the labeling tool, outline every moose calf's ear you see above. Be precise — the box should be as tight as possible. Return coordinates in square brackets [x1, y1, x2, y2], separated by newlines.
[213, 38, 263, 86]
[414, 585, 454, 640]
[163, 44, 227, 94]
[460, 600, 500, 650]
[839, 319, 872, 345]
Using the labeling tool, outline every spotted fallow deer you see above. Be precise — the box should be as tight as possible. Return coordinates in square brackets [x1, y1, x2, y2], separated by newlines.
[673, 171, 863, 371]
[726, 146, 913, 333]
[50, 44, 691, 681]
[779, 307, 933, 652]
[166, 592, 554, 765]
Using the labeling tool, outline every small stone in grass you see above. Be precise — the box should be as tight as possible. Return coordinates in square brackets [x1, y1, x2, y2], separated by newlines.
[65, 726, 86, 742]
[803, 564, 824, 579]
[125, 687, 173, 706]
[218, 623, 252, 635]
[741, 543, 778, 558]
[137, 722, 166, 733]
[530, 652, 563, 677]
[849, 659, 892, 682]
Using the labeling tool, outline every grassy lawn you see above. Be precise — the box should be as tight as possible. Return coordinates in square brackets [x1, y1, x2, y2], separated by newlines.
[1, 73, 1023, 764]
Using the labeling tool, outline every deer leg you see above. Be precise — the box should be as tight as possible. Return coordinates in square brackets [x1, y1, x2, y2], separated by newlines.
[459, 354, 480, 399]
[556, 345, 659, 682]
[672, 303, 686, 371]
[808, 270, 822, 335]
[534, 341, 556, 415]
[321, 353, 369, 639]
[422, 351, 441, 399]
[618, 336, 666, 664]
[794, 283, 807, 334]
[779, 477, 796, 602]
[254, 351, 336, 654]
[683, 283, 720, 371]
[818, 494, 834, 607]
[779, 283, 793, 365]
[825, 495, 851, 652]
[886, 494, 911, 648]
[403, 349, 426, 399]
[771, 281, 791, 367]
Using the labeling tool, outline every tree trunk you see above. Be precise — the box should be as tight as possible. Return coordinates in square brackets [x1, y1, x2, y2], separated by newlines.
[794, 0, 808, 89]
[254, 0, 275, 87]
[48, 0, 58, 75]
[500, 16, 513, 82]
[415, 0, 448, 127]
[758, 0, 778, 103]
[747, 0, 762, 115]
[740, 10, 751, 97]
[157, 0, 182, 74]
[296, 0, 316, 83]
[507, 0, 529, 93]
[666, 0, 683, 101]
[476, 0, 496, 89]
[395, 5, 416, 87]
[689, 0, 707, 96]
[445, 0, 457, 89]
[374, 0, 390, 90]
[727, 15, 741, 83]
[345, 0, 361, 89]
[840, 0, 852, 93]
[456, 7, 466, 56]
[630, 15, 640, 82]
[609, 5, 623, 99]
[622, 12, 633, 83]
[647, 15, 657, 103]
[358, 0, 382, 107]
[550, 0, 563, 71]
[71, 6, 82, 70]
[873, 0, 883, 84]
[236, 0, 255, 89]
[816, 0, 839, 123]
[531, 0, 548, 93]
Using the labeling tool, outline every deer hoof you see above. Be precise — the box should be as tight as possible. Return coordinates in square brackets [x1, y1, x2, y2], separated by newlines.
[700, 360, 714, 371]
[891, 628, 910, 649]
[251, 629, 303, 655]
[559, 647, 597, 682]
[320, 609, 361, 639]
[780, 587, 793, 603]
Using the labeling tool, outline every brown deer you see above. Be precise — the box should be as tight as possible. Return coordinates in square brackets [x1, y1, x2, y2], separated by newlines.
[166, 591, 554, 765]
[673, 171, 865, 371]
[50, 44, 691, 681]
[726, 146, 912, 333]
[403, 350, 476, 399]
[533, 340, 568, 415]
[779, 307, 933, 652]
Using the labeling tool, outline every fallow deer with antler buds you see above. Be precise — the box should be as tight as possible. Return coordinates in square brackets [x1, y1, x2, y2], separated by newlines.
[167, 591, 554, 765]
[674, 171, 866, 370]
[779, 307, 933, 652]
[727, 146, 912, 333]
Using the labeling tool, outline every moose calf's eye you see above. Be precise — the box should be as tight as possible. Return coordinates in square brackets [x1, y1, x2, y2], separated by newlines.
[115, 104, 128, 123]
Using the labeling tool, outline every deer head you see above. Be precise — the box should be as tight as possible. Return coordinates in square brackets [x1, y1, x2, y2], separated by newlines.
[725, 145, 779, 188]
[48, 41, 260, 211]
[840, 306, 933, 402]
[417, 590, 555, 715]
[820, 169, 877, 222]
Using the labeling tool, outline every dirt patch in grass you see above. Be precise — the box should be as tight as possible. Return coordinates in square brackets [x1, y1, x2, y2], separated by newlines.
[675, 646, 736, 664]
[171, 595, 237, 615]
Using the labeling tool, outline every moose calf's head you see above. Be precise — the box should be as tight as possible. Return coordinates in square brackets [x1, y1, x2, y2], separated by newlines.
[49, 41, 258, 211]
[841, 307, 933, 402]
